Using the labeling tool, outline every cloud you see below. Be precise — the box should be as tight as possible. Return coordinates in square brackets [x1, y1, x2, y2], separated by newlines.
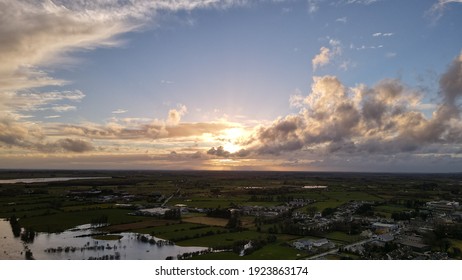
[353, 44, 383, 51]
[312, 47, 331, 70]
[112, 109, 128, 114]
[207, 146, 231, 157]
[428, 0, 462, 20]
[207, 145, 250, 158]
[386, 52, 397, 58]
[0, 0, 250, 158]
[0, 0, 250, 98]
[51, 105, 76, 112]
[308, 0, 379, 14]
[167, 104, 188, 125]
[336, 17, 347, 23]
[1, 1, 129, 93]
[0, 116, 93, 153]
[52, 120, 233, 141]
[0, 90, 84, 113]
[339, 60, 356, 71]
[439, 52, 462, 106]
[45, 115, 61, 119]
[372, 32, 394, 37]
[341, 0, 379, 4]
[307, 0, 322, 14]
[54, 138, 94, 153]
[289, 89, 305, 108]
[312, 39, 342, 70]
[240, 52, 462, 158]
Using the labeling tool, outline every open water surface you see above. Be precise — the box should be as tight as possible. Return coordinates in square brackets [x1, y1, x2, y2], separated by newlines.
[0, 220, 207, 260]
[0, 177, 111, 184]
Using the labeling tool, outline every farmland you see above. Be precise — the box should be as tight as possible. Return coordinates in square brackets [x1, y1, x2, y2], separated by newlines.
[1, 170, 462, 260]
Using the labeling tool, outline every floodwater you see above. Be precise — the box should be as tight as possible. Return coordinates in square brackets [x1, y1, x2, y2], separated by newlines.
[0, 219, 24, 259]
[0, 220, 207, 260]
[0, 177, 111, 184]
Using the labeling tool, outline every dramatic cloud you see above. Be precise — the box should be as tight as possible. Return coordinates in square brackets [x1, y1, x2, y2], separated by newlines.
[240, 52, 462, 158]
[0, 0, 251, 100]
[0, 116, 93, 153]
[207, 146, 231, 158]
[51, 120, 233, 141]
[0, 0, 251, 158]
[54, 138, 94, 153]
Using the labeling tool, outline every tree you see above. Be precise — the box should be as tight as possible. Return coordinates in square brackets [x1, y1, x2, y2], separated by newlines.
[21, 228, 36, 243]
[306, 206, 318, 217]
[9, 215, 21, 237]
[322, 207, 336, 217]
[226, 213, 242, 230]
[164, 208, 181, 220]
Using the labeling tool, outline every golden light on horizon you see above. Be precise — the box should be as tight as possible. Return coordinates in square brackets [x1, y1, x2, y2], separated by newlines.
[222, 127, 246, 153]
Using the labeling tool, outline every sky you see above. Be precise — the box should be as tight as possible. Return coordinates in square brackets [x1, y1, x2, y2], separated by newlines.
[1, 0, 462, 172]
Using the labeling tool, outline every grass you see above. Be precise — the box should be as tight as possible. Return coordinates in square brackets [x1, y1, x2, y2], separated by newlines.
[182, 216, 229, 227]
[312, 200, 345, 211]
[168, 198, 240, 209]
[102, 219, 179, 233]
[241, 244, 307, 260]
[374, 205, 410, 213]
[61, 203, 115, 211]
[92, 234, 123, 240]
[176, 230, 268, 248]
[191, 243, 306, 260]
[322, 231, 363, 244]
[149, 226, 224, 241]
[19, 208, 150, 232]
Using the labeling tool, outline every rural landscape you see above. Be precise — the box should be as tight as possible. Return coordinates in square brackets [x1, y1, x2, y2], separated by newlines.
[1, 0, 462, 267]
[1, 170, 462, 260]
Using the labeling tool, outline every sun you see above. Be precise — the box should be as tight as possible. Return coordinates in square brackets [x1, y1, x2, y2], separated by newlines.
[222, 127, 245, 153]
[223, 142, 241, 153]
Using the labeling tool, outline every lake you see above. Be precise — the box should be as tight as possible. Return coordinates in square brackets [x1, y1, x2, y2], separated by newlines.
[0, 177, 111, 184]
[0, 220, 207, 260]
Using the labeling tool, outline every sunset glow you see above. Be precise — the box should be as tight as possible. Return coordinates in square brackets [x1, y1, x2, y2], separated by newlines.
[1, 0, 462, 171]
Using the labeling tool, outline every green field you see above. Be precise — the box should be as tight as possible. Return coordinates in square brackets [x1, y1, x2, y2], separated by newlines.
[192, 244, 307, 260]
[1, 170, 461, 259]
[18, 208, 149, 232]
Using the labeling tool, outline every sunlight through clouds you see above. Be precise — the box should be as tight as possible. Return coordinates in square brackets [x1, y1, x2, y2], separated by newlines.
[1, 0, 462, 171]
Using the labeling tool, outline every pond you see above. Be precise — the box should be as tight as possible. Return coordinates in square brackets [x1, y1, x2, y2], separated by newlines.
[0, 220, 208, 260]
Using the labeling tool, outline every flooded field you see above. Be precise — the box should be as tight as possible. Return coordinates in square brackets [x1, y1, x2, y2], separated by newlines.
[0, 220, 207, 260]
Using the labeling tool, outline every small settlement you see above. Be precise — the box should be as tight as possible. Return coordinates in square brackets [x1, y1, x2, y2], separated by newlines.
[64, 183, 462, 260]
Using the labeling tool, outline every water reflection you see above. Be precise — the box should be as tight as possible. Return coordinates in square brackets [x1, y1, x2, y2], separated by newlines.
[0, 219, 25, 259]
[0, 177, 111, 184]
[0, 220, 208, 260]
